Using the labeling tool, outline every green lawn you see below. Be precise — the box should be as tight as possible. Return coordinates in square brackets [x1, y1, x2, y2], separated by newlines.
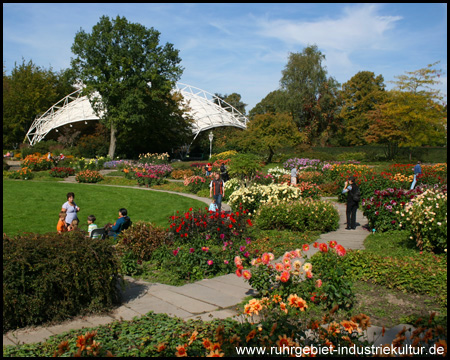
[3, 180, 207, 236]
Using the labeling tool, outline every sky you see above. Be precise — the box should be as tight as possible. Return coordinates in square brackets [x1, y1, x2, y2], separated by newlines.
[3, 3, 447, 113]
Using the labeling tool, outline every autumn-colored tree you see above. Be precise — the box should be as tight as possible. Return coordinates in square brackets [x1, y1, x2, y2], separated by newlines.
[365, 63, 446, 159]
[339, 71, 386, 146]
[234, 112, 306, 162]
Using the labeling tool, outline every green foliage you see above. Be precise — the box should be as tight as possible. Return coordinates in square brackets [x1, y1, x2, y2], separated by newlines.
[3, 59, 75, 147]
[115, 221, 171, 262]
[71, 15, 188, 158]
[255, 199, 339, 233]
[343, 248, 447, 307]
[227, 153, 264, 183]
[336, 152, 366, 161]
[3, 231, 122, 332]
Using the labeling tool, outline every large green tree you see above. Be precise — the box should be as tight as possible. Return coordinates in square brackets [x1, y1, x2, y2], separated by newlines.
[339, 71, 386, 146]
[234, 112, 306, 162]
[365, 63, 446, 159]
[3, 59, 75, 147]
[248, 89, 288, 119]
[279, 45, 341, 145]
[71, 15, 189, 158]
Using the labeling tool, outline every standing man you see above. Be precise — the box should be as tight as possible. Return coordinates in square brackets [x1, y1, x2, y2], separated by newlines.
[291, 165, 298, 186]
[410, 161, 422, 190]
[342, 176, 360, 230]
[210, 172, 225, 212]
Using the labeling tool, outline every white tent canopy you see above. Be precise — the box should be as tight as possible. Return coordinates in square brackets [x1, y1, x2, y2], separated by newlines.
[26, 82, 248, 146]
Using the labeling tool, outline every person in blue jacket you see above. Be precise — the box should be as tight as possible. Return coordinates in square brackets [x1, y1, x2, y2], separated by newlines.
[410, 161, 422, 190]
[107, 208, 131, 241]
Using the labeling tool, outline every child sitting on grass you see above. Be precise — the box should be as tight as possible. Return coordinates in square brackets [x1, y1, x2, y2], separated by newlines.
[57, 211, 68, 233]
[68, 218, 79, 231]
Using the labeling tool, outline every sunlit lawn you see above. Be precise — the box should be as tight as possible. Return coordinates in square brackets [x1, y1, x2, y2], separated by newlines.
[3, 180, 207, 236]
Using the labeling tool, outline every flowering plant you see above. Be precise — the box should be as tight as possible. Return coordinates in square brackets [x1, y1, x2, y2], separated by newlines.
[135, 172, 164, 187]
[49, 167, 75, 178]
[183, 175, 210, 194]
[21, 155, 53, 171]
[283, 157, 321, 170]
[9, 166, 34, 180]
[362, 186, 431, 232]
[399, 186, 447, 253]
[75, 170, 103, 183]
[103, 159, 132, 169]
[138, 152, 170, 165]
[228, 183, 303, 214]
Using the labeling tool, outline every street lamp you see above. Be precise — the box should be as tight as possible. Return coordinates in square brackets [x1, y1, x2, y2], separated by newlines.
[208, 131, 214, 159]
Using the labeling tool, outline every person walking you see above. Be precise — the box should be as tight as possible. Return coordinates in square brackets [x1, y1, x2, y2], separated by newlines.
[342, 176, 360, 230]
[410, 161, 422, 190]
[220, 163, 229, 182]
[210, 172, 225, 212]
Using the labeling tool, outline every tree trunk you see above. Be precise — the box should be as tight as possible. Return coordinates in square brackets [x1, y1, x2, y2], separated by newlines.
[108, 124, 117, 159]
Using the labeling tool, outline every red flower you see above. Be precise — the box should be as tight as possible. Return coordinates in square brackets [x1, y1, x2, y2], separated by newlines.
[319, 243, 328, 253]
[246, 219, 253, 226]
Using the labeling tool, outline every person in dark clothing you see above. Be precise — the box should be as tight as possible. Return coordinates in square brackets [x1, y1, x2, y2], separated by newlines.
[107, 208, 131, 241]
[342, 176, 360, 230]
[220, 163, 229, 182]
[209, 172, 225, 212]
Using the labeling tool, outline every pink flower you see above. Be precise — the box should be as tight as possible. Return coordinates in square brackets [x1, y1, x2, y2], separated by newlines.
[243, 252, 250, 258]
[202, 246, 209, 252]
[220, 233, 225, 240]
[224, 260, 229, 265]
[173, 249, 179, 256]
[239, 246, 246, 252]
[207, 260, 214, 266]
[316, 279, 322, 288]
[189, 248, 195, 253]
[335, 244, 346, 257]
[206, 234, 211, 240]
[275, 263, 284, 272]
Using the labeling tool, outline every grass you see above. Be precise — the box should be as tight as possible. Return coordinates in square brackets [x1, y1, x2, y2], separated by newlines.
[3, 180, 207, 236]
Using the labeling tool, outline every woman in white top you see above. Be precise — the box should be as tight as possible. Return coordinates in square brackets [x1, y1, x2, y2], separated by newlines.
[61, 192, 80, 227]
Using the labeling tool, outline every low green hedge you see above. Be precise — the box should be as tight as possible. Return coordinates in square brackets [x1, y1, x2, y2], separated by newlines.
[3, 231, 122, 333]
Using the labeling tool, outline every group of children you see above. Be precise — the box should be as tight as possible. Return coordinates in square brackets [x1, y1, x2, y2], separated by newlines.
[57, 212, 101, 238]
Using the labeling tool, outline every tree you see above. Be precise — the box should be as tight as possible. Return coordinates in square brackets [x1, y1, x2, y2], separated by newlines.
[279, 45, 341, 145]
[234, 112, 306, 162]
[248, 90, 288, 119]
[339, 71, 386, 146]
[214, 92, 247, 115]
[365, 63, 447, 159]
[71, 15, 189, 158]
[3, 59, 75, 147]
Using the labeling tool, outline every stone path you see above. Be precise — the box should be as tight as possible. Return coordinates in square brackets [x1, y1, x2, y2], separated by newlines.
[3, 183, 415, 348]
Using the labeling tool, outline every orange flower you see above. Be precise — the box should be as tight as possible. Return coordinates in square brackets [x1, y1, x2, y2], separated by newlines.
[175, 344, 188, 357]
[76, 334, 87, 351]
[202, 338, 212, 350]
[188, 330, 198, 345]
[276, 334, 294, 348]
[207, 349, 225, 357]
[243, 270, 252, 280]
[280, 271, 290, 283]
[246, 329, 257, 342]
[57, 340, 70, 355]
[210, 343, 221, 351]
[340, 320, 358, 334]
[434, 340, 447, 357]
[156, 342, 167, 352]
[272, 294, 282, 303]
[279, 302, 288, 314]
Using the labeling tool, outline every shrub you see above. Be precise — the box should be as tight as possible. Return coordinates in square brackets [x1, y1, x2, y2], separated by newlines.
[227, 153, 264, 183]
[255, 199, 339, 233]
[75, 169, 104, 183]
[171, 169, 194, 179]
[209, 150, 238, 162]
[135, 172, 165, 187]
[3, 231, 122, 332]
[336, 152, 366, 161]
[116, 221, 171, 262]
[8, 166, 34, 180]
[183, 175, 211, 194]
[21, 154, 53, 171]
[227, 183, 303, 214]
[399, 187, 447, 253]
[49, 167, 75, 178]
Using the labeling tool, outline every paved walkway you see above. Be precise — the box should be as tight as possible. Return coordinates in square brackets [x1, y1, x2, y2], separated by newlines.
[3, 185, 415, 348]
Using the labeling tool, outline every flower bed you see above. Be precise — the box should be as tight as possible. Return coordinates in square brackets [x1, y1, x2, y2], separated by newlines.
[183, 175, 211, 194]
[399, 187, 447, 252]
[256, 199, 339, 233]
[75, 169, 103, 183]
[8, 167, 34, 180]
[21, 154, 53, 171]
[227, 183, 303, 214]
[49, 167, 75, 178]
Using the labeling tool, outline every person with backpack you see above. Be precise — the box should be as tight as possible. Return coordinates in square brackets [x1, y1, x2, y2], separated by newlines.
[342, 176, 360, 230]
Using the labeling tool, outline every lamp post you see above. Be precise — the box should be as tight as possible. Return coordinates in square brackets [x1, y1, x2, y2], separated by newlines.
[208, 131, 214, 159]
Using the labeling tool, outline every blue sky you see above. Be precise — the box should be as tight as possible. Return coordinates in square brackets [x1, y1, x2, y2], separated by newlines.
[3, 3, 447, 112]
